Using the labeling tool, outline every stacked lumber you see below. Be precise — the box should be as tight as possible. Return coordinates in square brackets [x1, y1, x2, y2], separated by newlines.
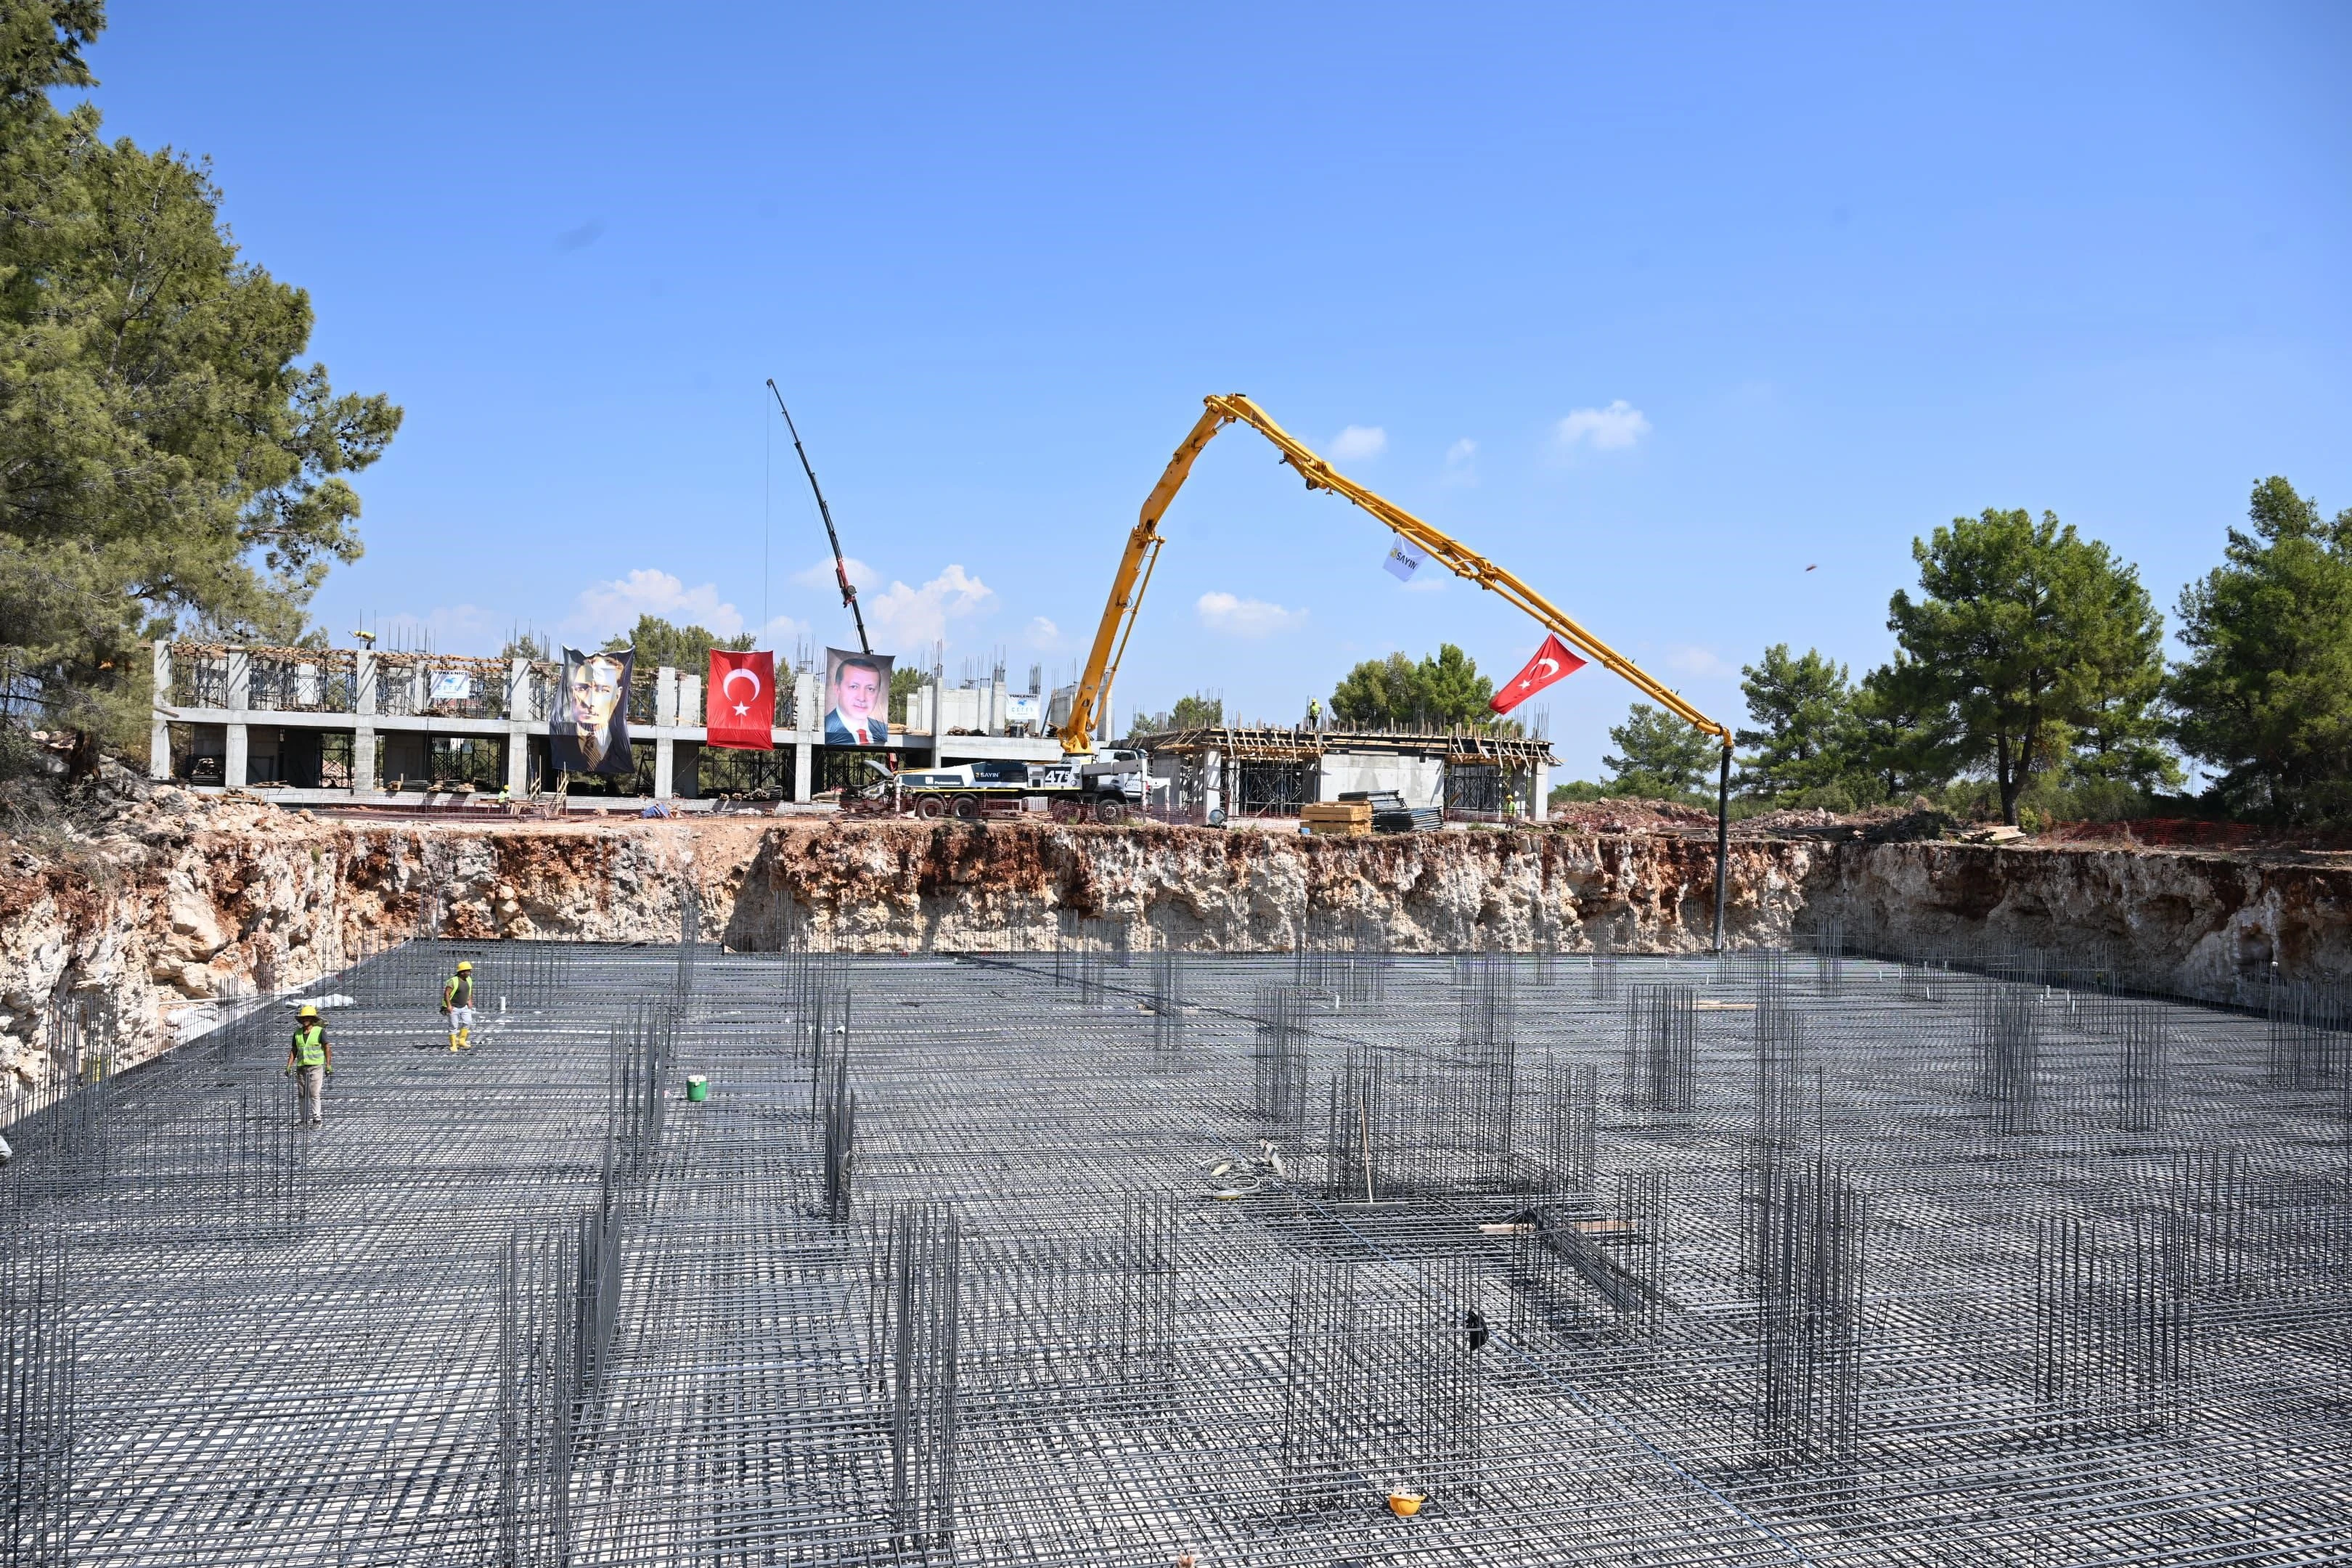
[1300, 801, 1373, 836]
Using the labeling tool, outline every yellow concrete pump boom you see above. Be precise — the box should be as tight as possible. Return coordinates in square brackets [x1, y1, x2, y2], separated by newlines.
[1063, 393, 1741, 948]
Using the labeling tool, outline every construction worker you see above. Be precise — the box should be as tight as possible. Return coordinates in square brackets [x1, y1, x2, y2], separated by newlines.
[442, 959, 478, 1051]
[285, 1003, 332, 1126]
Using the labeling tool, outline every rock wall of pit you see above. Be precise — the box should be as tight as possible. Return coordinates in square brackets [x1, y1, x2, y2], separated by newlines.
[4, 786, 2348, 1092]
[1803, 840, 2352, 1004]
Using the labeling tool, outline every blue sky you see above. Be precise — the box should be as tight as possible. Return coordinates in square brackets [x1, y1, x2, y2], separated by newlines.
[83, 2, 2352, 777]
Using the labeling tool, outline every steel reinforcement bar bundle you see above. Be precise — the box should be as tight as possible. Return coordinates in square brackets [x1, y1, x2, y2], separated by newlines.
[2, 914, 2349, 1565]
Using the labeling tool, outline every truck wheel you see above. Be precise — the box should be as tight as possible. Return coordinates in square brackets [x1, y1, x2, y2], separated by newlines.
[952, 795, 981, 820]
[1093, 799, 1126, 825]
[915, 796, 947, 820]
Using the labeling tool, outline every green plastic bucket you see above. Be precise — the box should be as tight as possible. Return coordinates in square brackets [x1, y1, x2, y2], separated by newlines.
[686, 1075, 709, 1103]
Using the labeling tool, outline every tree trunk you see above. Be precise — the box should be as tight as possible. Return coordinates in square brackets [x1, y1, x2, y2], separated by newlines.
[1996, 730, 2018, 825]
[67, 727, 104, 781]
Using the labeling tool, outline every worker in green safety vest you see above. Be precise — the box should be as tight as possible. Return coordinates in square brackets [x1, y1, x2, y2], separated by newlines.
[442, 959, 477, 1052]
[285, 1003, 333, 1127]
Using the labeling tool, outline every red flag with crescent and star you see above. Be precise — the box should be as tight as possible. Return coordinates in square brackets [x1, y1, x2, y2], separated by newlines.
[707, 649, 776, 750]
[1490, 634, 1587, 715]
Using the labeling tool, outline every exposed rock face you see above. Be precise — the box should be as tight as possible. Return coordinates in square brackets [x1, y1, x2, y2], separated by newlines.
[1805, 841, 2352, 1003]
[3, 773, 2348, 1095]
[712, 822, 1816, 954]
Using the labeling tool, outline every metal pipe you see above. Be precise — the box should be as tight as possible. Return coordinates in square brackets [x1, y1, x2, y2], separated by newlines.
[1712, 741, 1733, 952]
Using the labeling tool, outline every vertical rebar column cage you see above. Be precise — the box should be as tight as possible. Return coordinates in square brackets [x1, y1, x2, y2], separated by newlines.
[1253, 985, 1312, 1128]
[1278, 1258, 1484, 1514]
[1975, 985, 2042, 1135]
[1115, 1192, 1180, 1403]
[820, 1050, 857, 1224]
[1749, 1153, 1867, 1466]
[1, 1244, 75, 1568]
[1625, 985, 1697, 1114]
[2268, 981, 2348, 1091]
[1148, 947, 1185, 1051]
[2115, 1005, 2171, 1134]
[1457, 959, 1519, 1188]
[1540, 1062, 1598, 1200]
[870, 1201, 962, 1559]
[1754, 953, 1808, 1152]
[2033, 1210, 2195, 1438]
[1324, 1044, 1383, 1203]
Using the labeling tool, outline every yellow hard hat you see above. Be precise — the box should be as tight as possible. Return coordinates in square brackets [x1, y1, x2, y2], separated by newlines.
[297, 1003, 319, 1018]
[456, 960, 473, 972]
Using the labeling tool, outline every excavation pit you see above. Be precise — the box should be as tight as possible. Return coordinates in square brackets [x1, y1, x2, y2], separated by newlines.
[3, 930, 2349, 1564]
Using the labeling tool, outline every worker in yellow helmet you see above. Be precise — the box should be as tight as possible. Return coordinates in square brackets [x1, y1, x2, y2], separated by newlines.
[442, 959, 478, 1051]
[285, 1003, 333, 1126]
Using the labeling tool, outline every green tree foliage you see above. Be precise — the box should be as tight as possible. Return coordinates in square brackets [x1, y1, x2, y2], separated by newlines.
[1601, 703, 1718, 800]
[600, 614, 754, 673]
[1885, 509, 2166, 825]
[1127, 692, 1222, 738]
[1845, 655, 1965, 803]
[1328, 644, 1495, 728]
[889, 665, 923, 725]
[2171, 477, 2352, 825]
[0, 2, 401, 764]
[1736, 645, 1857, 801]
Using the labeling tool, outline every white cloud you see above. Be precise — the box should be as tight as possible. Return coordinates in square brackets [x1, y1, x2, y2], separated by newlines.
[791, 556, 882, 594]
[1024, 616, 1063, 650]
[756, 614, 809, 645]
[1331, 425, 1388, 461]
[866, 564, 997, 650]
[1553, 399, 1651, 452]
[566, 568, 746, 641]
[1196, 591, 1308, 638]
[1443, 437, 1478, 486]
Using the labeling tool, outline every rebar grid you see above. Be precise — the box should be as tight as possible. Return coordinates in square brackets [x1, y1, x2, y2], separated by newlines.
[1, 936, 2348, 1565]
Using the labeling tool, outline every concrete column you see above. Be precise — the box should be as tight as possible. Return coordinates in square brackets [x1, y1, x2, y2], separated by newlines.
[1524, 764, 1546, 824]
[1202, 747, 1222, 820]
[653, 667, 677, 799]
[351, 648, 376, 793]
[150, 642, 172, 780]
[223, 648, 250, 788]
[793, 740, 813, 803]
[678, 674, 701, 728]
[795, 671, 821, 735]
[506, 657, 531, 721]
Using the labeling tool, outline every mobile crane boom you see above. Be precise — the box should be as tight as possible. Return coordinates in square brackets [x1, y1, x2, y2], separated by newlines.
[1064, 393, 1740, 947]
[767, 379, 870, 656]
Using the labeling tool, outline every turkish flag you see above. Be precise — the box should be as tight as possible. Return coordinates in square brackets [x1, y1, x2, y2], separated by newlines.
[706, 650, 776, 750]
[1490, 634, 1587, 715]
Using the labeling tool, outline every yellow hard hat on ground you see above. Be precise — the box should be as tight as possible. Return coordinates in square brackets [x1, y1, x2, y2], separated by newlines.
[297, 1003, 320, 1018]
[456, 960, 473, 972]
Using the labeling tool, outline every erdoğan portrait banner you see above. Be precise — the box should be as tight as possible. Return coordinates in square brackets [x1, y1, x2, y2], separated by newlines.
[706, 649, 776, 750]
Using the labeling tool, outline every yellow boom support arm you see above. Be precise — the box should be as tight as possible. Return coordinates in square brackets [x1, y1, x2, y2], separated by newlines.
[1061, 393, 1730, 754]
